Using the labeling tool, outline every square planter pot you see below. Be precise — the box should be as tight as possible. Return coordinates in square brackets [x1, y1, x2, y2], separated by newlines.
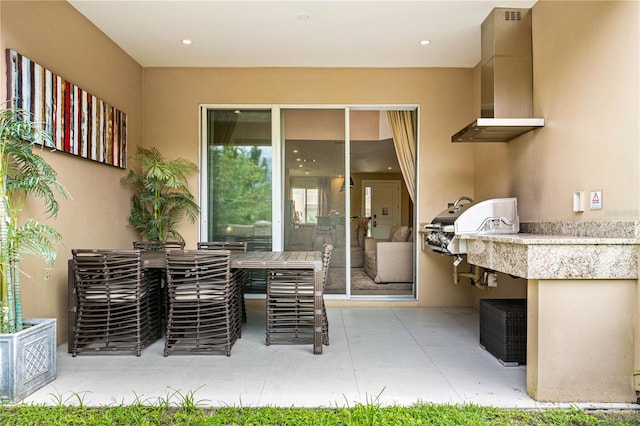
[0, 318, 57, 402]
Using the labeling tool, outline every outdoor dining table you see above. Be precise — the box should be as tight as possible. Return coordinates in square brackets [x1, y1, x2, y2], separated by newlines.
[68, 250, 325, 354]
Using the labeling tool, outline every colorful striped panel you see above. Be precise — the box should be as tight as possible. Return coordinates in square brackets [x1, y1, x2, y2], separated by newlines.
[6, 49, 127, 169]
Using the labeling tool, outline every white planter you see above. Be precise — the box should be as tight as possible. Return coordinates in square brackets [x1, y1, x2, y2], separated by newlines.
[0, 318, 57, 402]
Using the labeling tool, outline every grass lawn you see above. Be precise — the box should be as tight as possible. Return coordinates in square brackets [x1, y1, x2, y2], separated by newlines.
[1, 402, 638, 425]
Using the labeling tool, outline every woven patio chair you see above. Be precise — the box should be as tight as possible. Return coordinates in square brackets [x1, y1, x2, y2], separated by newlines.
[164, 249, 239, 356]
[133, 241, 185, 250]
[198, 241, 248, 327]
[132, 241, 185, 331]
[71, 249, 161, 356]
[266, 244, 333, 346]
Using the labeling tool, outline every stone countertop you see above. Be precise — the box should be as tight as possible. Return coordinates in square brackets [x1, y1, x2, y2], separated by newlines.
[458, 232, 639, 245]
[456, 233, 639, 280]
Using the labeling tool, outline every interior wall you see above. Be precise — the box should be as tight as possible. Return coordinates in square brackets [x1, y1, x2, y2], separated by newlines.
[473, 1, 640, 222]
[351, 172, 410, 227]
[145, 67, 475, 307]
[283, 109, 380, 141]
[1, 1, 143, 342]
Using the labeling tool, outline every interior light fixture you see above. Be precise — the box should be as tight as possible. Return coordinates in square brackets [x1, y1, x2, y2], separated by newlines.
[181, 39, 193, 45]
[419, 39, 431, 45]
[340, 177, 355, 192]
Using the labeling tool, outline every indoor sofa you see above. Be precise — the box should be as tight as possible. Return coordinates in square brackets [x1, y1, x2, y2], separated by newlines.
[363, 225, 414, 283]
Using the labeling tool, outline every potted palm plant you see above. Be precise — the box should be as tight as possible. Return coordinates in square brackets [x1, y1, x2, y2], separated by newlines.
[121, 147, 199, 242]
[0, 106, 68, 401]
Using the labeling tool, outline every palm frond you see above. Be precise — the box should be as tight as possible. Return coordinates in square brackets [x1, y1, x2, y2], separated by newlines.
[122, 146, 199, 242]
[0, 106, 66, 331]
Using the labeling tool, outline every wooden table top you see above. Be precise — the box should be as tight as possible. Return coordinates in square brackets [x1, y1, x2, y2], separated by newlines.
[141, 250, 322, 271]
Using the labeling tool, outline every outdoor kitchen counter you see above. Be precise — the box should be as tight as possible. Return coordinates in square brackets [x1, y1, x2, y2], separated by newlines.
[458, 233, 640, 280]
[460, 230, 640, 402]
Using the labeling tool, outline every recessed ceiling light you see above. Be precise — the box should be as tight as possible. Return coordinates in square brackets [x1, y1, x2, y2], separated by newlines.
[387, 166, 393, 170]
[181, 39, 192, 45]
[419, 40, 431, 46]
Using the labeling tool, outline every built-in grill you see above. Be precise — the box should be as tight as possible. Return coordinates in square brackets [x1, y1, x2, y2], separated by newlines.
[423, 197, 519, 256]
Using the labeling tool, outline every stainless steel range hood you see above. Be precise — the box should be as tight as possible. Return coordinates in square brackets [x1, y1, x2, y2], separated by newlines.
[452, 8, 544, 143]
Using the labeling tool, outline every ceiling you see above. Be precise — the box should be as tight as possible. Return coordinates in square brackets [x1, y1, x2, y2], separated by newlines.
[68, 0, 536, 174]
[68, 0, 537, 68]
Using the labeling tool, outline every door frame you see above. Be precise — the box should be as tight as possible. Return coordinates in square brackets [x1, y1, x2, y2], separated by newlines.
[362, 179, 402, 239]
[199, 104, 419, 301]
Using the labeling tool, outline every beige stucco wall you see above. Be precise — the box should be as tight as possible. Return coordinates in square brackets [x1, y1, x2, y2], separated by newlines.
[1, 1, 143, 342]
[468, 1, 639, 304]
[473, 1, 640, 221]
[143, 67, 475, 308]
[528, 279, 636, 401]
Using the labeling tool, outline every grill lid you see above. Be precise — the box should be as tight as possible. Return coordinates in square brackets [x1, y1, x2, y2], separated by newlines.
[454, 197, 519, 235]
[429, 197, 477, 230]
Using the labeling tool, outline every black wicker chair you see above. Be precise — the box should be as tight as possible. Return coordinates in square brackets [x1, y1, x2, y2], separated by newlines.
[198, 241, 248, 326]
[133, 241, 185, 250]
[164, 249, 239, 356]
[266, 244, 333, 346]
[71, 249, 161, 356]
[132, 241, 186, 330]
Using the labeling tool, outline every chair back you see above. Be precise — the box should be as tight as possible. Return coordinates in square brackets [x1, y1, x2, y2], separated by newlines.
[133, 241, 185, 251]
[197, 241, 248, 252]
[72, 249, 145, 300]
[165, 250, 231, 300]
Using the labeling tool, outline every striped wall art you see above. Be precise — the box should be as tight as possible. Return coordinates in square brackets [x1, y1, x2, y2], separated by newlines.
[6, 49, 127, 168]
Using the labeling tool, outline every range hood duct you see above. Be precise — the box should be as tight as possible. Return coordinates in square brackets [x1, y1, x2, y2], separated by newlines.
[452, 8, 544, 143]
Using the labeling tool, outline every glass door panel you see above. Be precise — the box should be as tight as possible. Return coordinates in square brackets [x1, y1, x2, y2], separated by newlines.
[282, 109, 346, 294]
[205, 109, 272, 293]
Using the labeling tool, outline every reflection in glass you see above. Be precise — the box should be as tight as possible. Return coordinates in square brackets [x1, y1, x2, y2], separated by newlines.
[206, 109, 272, 293]
[283, 109, 346, 294]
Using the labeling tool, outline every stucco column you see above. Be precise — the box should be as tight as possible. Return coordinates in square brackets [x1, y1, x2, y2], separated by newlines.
[527, 278, 636, 402]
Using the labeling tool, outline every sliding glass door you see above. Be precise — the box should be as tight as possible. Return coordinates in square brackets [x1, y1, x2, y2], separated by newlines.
[202, 109, 273, 293]
[201, 105, 417, 299]
[282, 109, 347, 294]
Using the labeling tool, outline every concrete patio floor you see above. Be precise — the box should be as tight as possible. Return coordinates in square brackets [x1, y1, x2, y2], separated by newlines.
[22, 305, 639, 409]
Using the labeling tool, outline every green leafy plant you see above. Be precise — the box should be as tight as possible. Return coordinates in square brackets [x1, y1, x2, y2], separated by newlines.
[120, 147, 199, 242]
[0, 106, 68, 333]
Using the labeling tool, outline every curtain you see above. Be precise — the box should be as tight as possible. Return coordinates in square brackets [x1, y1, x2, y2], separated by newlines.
[387, 110, 416, 202]
[318, 177, 331, 216]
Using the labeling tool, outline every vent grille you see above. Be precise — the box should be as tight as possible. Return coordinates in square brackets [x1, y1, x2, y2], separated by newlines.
[504, 10, 521, 21]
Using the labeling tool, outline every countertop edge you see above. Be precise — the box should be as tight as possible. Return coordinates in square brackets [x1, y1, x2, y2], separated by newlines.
[457, 233, 640, 245]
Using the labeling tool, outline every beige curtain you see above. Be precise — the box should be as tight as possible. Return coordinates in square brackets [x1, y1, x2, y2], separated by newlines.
[318, 177, 331, 216]
[387, 110, 416, 202]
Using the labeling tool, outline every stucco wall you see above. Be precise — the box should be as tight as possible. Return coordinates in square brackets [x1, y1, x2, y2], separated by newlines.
[473, 1, 640, 222]
[143, 67, 476, 307]
[0, 1, 143, 342]
[467, 1, 639, 304]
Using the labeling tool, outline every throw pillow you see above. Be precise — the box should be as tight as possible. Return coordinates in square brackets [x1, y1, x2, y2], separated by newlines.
[350, 219, 359, 247]
[391, 225, 411, 242]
